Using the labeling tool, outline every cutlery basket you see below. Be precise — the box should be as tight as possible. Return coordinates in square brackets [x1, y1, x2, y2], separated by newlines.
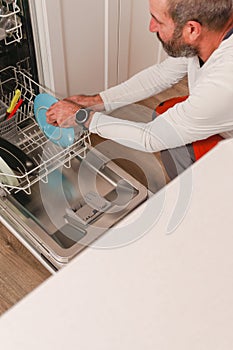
[0, 99, 18, 139]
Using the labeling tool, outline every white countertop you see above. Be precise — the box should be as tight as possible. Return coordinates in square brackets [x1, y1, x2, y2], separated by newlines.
[0, 139, 233, 349]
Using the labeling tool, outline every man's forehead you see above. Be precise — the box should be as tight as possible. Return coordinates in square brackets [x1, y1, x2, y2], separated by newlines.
[150, 0, 172, 21]
[150, 0, 170, 15]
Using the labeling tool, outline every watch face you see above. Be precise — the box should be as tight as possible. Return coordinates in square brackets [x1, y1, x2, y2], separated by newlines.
[75, 109, 88, 124]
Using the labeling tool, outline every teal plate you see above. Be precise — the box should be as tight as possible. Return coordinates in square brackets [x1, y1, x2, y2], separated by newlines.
[34, 93, 75, 148]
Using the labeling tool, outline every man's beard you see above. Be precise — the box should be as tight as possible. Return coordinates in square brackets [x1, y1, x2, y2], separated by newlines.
[157, 25, 199, 58]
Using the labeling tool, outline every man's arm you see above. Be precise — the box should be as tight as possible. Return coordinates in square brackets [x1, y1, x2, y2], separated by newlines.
[100, 57, 188, 112]
[64, 94, 104, 112]
[47, 57, 188, 128]
[46, 95, 104, 127]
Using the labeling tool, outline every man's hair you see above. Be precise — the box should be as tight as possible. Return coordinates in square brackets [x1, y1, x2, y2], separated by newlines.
[167, 0, 233, 30]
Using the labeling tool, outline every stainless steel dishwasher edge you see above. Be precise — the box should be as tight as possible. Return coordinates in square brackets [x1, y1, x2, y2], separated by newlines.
[0, 67, 148, 271]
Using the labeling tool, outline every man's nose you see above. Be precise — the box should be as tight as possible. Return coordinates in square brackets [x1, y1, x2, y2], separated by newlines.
[149, 18, 159, 32]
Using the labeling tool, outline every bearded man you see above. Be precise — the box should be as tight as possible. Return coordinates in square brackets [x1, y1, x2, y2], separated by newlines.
[47, 0, 233, 179]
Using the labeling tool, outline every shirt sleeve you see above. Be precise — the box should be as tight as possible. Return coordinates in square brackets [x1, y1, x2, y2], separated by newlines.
[100, 57, 188, 112]
[90, 58, 233, 152]
[89, 111, 187, 152]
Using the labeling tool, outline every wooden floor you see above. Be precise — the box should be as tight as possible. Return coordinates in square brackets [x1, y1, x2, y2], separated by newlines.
[138, 76, 188, 110]
[0, 223, 51, 315]
[0, 77, 188, 316]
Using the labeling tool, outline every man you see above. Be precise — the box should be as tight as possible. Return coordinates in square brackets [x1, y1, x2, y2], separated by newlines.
[46, 0, 233, 179]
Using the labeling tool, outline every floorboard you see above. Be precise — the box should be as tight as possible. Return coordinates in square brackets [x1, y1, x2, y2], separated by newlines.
[0, 223, 51, 316]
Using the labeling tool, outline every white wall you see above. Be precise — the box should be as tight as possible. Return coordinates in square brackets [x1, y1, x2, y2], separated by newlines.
[60, 0, 106, 95]
[117, 0, 167, 82]
[31, 0, 166, 97]
[127, 0, 167, 77]
[31, 0, 120, 97]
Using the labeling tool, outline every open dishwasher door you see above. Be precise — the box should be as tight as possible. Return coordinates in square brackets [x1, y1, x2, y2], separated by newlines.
[0, 67, 148, 271]
[0, 145, 148, 270]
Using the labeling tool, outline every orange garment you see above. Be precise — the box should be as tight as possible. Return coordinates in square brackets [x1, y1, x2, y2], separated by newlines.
[155, 96, 223, 160]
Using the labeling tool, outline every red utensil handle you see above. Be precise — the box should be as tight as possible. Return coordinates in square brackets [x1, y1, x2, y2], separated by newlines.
[7, 99, 24, 120]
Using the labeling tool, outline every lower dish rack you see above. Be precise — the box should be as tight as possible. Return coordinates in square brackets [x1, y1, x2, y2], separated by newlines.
[0, 66, 91, 195]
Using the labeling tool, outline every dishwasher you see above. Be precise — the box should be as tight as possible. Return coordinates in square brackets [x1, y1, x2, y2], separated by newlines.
[0, 66, 148, 271]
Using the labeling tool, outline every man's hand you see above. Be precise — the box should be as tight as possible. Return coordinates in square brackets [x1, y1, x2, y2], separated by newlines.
[64, 94, 104, 112]
[46, 94, 104, 129]
[46, 100, 81, 127]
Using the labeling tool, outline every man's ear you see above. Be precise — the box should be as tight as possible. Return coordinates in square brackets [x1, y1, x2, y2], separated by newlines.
[183, 21, 202, 43]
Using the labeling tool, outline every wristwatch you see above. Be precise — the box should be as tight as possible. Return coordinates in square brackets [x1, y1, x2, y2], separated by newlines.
[75, 108, 93, 129]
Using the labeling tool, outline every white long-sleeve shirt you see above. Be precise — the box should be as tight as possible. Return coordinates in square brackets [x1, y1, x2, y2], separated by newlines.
[89, 34, 233, 152]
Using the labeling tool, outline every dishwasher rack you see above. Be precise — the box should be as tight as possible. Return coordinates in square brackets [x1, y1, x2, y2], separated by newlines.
[0, 66, 91, 195]
[0, 0, 22, 45]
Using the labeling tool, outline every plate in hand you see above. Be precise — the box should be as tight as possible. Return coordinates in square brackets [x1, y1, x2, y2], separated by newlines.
[34, 93, 75, 148]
